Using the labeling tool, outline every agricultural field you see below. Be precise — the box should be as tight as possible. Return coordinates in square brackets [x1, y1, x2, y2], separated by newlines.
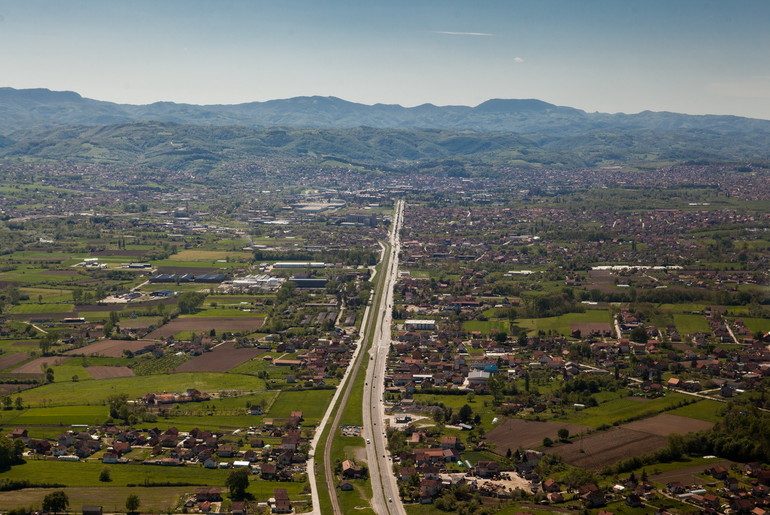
[516, 309, 611, 336]
[86, 365, 135, 379]
[0, 353, 29, 371]
[673, 313, 711, 336]
[64, 339, 157, 358]
[146, 317, 265, 339]
[0, 405, 107, 427]
[173, 342, 264, 373]
[549, 392, 692, 427]
[548, 427, 668, 470]
[621, 413, 714, 436]
[16, 373, 266, 406]
[649, 459, 734, 486]
[10, 356, 71, 374]
[484, 418, 589, 452]
[667, 400, 725, 423]
[166, 249, 253, 262]
[269, 389, 335, 425]
[742, 317, 770, 334]
[9, 303, 76, 314]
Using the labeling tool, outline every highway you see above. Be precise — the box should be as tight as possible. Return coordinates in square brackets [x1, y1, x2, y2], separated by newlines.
[363, 199, 405, 515]
[309, 200, 405, 515]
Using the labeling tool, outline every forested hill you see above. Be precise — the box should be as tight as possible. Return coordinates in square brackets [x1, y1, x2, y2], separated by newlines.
[3, 121, 770, 172]
[2, 87, 770, 136]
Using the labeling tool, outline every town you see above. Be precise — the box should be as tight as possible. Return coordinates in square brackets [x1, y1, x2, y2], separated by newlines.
[0, 158, 768, 515]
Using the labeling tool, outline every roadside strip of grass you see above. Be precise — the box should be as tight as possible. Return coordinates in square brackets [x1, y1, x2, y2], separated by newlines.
[323, 240, 391, 512]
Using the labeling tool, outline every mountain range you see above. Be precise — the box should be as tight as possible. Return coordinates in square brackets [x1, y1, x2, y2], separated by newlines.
[3, 87, 770, 136]
[1, 87, 770, 171]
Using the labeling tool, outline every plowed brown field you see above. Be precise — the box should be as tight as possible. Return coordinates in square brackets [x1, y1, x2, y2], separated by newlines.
[173, 342, 264, 373]
[485, 418, 590, 452]
[146, 317, 265, 339]
[86, 366, 135, 379]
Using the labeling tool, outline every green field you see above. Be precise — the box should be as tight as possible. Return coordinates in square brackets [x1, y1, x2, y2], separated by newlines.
[0, 460, 307, 508]
[17, 373, 266, 406]
[269, 389, 335, 425]
[10, 303, 75, 314]
[19, 287, 74, 302]
[516, 309, 611, 336]
[0, 267, 82, 285]
[667, 399, 725, 423]
[462, 319, 509, 335]
[741, 317, 770, 334]
[0, 486, 189, 513]
[0, 405, 107, 427]
[673, 313, 710, 335]
[551, 392, 691, 427]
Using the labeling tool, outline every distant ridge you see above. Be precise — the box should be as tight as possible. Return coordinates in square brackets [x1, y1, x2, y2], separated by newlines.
[2, 87, 770, 136]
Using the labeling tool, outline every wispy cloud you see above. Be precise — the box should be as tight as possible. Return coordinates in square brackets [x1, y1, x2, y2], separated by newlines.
[433, 31, 494, 37]
[513, 57, 524, 63]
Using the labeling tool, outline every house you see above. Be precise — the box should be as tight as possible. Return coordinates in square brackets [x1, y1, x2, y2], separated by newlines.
[273, 488, 291, 513]
[231, 501, 246, 515]
[709, 465, 728, 479]
[399, 467, 416, 481]
[341, 459, 364, 479]
[667, 481, 686, 494]
[548, 492, 564, 503]
[578, 484, 606, 507]
[112, 441, 131, 455]
[440, 436, 460, 450]
[195, 487, 222, 502]
[475, 461, 500, 478]
[725, 476, 740, 491]
[218, 444, 236, 457]
[543, 478, 561, 493]
[82, 506, 103, 515]
[419, 478, 442, 503]
[260, 463, 277, 480]
[9, 428, 28, 439]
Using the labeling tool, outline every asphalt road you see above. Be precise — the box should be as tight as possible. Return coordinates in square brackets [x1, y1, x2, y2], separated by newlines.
[364, 199, 406, 515]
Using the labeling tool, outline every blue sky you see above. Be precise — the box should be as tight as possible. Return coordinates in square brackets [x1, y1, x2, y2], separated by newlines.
[1, 0, 769, 118]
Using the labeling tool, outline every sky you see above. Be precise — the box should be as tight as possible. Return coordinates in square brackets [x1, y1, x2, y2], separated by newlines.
[1, 0, 769, 119]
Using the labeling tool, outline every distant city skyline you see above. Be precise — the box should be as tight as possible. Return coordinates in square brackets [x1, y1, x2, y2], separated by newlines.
[1, 0, 769, 119]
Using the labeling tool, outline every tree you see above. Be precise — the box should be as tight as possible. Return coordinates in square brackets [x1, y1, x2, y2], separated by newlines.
[225, 467, 250, 499]
[458, 404, 473, 424]
[108, 393, 130, 421]
[177, 292, 207, 314]
[557, 428, 570, 441]
[486, 374, 507, 406]
[14, 397, 23, 410]
[630, 326, 648, 343]
[0, 435, 24, 469]
[42, 491, 69, 513]
[125, 493, 141, 513]
[46, 368, 54, 383]
[99, 466, 112, 482]
[543, 437, 553, 447]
